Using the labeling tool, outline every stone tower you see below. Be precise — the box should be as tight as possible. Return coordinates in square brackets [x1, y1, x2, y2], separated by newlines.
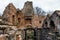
[2, 3, 17, 25]
[22, 1, 34, 16]
[22, 1, 34, 28]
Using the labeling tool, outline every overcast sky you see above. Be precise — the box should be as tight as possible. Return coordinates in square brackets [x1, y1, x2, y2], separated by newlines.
[0, 0, 60, 14]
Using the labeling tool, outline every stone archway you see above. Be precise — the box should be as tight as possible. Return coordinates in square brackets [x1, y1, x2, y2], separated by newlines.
[50, 20, 55, 29]
[24, 25, 36, 40]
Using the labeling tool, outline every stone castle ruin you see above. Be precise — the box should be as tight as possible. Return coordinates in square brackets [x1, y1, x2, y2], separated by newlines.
[0, 1, 60, 40]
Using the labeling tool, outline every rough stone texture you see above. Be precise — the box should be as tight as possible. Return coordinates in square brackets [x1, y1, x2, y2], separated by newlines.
[40, 28, 57, 40]
[0, 24, 17, 40]
[1, 1, 60, 40]
[0, 35, 6, 40]
[2, 1, 46, 29]
[41, 10, 60, 40]
[50, 10, 60, 33]
[2, 3, 17, 25]
[42, 12, 57, 32]
[32, 14, 46, 28]
[22, 1, 34, 16]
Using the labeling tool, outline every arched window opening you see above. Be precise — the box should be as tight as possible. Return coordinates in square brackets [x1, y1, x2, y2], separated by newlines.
[18, 18, 20, 24]
[45, 21, 47, 27]
[12, 15, 15, 24]
[39, 21, 42, 23]
[50, 20, 55, 29]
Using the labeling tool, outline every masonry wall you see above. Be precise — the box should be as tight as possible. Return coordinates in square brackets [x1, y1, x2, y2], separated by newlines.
[2, 1, 46, 29]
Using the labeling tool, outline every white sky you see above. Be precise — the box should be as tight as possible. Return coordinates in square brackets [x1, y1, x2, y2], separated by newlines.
[0, 0, 60, 14]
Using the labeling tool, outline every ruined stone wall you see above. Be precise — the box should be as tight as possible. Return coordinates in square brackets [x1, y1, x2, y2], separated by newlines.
[16, 9, 25, 28]
[1, 1, 60, 40]
[0, 35, 7, 40]
[2, 1, 46, 29]
[2, 3, 17, 25]
[22, 1, 34, 16]
[50, 10, 60, 33]
[42, 10, 60, 32]
[32, 14, 46, 28]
